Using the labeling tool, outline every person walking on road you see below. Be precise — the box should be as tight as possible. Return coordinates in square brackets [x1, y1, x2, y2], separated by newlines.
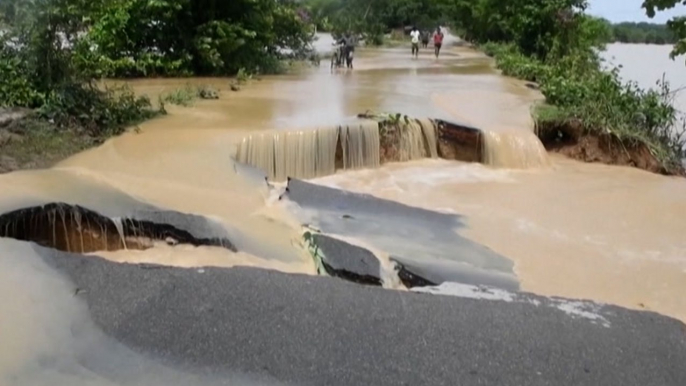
[433, 27, 444, 58]
[421, 30, 430, 48]
[410, 27, 420, 58]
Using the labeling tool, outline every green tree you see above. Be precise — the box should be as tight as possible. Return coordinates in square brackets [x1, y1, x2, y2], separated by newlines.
[301, 0, 451, 44]
[643, 0, 686, 59]
[74, 0, 313, 76]
[453, 0, 606, 61]
[609, 21, 675, 44]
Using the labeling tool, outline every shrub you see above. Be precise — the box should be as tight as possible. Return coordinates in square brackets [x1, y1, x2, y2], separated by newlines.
[0, 48, 44, 108]
[160, 85, 198, 107]
[38, 83, 159, 137]
[485, 41, 686, 172]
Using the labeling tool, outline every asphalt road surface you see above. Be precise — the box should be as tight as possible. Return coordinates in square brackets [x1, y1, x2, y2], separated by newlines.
[41, 247, 686, 386]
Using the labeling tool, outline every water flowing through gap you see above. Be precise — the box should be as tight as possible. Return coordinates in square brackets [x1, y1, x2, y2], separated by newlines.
[481, 129, 550, 169]
[234, 118, 442, 181]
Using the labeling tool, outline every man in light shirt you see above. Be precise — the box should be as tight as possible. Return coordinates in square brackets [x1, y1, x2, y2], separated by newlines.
[410, 27, 420, 58]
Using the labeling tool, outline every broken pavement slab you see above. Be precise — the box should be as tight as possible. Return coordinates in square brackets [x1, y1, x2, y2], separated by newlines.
[0, 171, 238, 253]
[391, 255, 519, 290]
[285, 178, 519, 291]
[304, 232, 382, 286]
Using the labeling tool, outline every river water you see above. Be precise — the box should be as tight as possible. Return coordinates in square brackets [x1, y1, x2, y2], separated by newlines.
[602, 43, 686, 112]
[2, 40, 686, 384]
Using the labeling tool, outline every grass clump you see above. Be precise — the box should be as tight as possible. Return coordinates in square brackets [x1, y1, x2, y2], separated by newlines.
[159, 84, 221, 108]
[160, 85, 198, 107]
[236, 68, 253, 84]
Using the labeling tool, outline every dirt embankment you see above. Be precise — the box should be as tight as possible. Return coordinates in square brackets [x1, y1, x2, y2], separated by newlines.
[0, 108, 95, 173]
[536, 119, 685, 176]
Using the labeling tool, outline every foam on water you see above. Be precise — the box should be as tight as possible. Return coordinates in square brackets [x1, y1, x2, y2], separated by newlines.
[314, 158, 515, 193]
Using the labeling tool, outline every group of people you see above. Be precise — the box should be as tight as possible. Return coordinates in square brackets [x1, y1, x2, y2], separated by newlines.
[331, 26, 445, 70]
[333, 33, 356, 69]
[410, 27, 444, 58]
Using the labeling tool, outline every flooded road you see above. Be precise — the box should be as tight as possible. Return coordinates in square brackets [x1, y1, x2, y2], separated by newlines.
[2, 38, 686, 385]
[314, 156, 686, 321]
[42, 44, 529, 270]
[3, 40, 686, 313]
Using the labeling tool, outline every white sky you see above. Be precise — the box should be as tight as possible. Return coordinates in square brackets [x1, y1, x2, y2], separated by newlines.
[588, 0, 686, 23]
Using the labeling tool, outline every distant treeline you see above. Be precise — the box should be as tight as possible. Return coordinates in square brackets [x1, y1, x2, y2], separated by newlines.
[610, 22, 676, 45]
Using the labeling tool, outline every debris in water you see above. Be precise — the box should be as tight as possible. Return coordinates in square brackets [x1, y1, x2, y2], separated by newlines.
[197, 86, 219, 99]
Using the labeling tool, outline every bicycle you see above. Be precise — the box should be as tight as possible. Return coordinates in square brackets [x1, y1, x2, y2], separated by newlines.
[331, 44, 345, 70]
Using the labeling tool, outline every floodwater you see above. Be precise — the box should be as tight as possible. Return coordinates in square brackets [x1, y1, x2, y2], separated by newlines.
[2, 38, 686, 384]
[310, 44, 686, 322]
[602, 43, 686, 112]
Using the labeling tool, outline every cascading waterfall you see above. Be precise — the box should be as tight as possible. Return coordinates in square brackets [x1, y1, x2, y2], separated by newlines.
[235, 116, 549, 181]
[481, 129, 550, 169]
[237, 128, 337, 182]
[417, 118, 438, 159]
[398, 119, 427, 162]
[236, 122, 383, 182]
[341, 121, 381, 170]
[111, 217, 128, 249]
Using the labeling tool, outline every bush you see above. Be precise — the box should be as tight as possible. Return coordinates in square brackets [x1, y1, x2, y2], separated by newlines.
[37, 83, 159, 137]
[236, 68, 253, 84]
[497, 52, 550, 82]
[0, 48, 45, 108]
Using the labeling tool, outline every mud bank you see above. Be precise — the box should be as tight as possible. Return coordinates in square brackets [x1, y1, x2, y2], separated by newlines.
[358, 112, 484, 164]
[10, 241, 686, 386]
[536, 117, 685, 176]
[434, 118, 483, 162]
[0, 110, 95, 174]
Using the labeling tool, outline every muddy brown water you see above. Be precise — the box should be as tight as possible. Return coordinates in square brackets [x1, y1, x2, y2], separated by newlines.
[2, 40, 686, 385]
